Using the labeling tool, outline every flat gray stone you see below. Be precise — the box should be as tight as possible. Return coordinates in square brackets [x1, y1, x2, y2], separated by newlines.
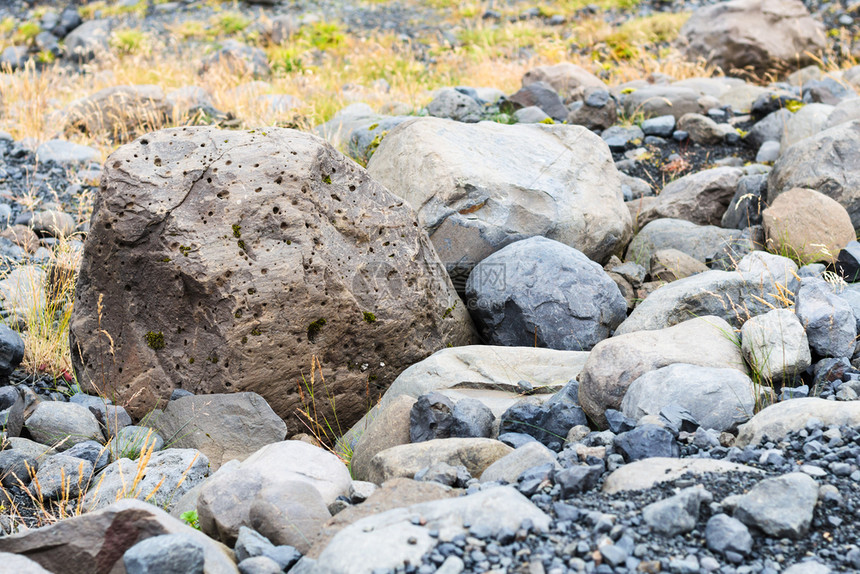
[733, 473, 818, 539]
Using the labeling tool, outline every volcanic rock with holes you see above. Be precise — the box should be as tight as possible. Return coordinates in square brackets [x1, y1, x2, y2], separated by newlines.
[678, 0, 826, 76]
[69, 126, 474, 432]
[365, 117, 632, 291]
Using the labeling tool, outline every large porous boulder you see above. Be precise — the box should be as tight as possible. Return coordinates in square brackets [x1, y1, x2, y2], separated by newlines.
[69, 126, 473, 432]
[615, 270, 787, 334]
[620, 364, 758, 432]
[365, 117, 632, 291]
[637, 167, 743, 228]
[0, 499, 236, 574]
[150, 392, 285, 471]
[736, 398, 860, 447]
[678, 0, 826, 76]
[769, 121, 860, 228]
[578, 316, 746, 428]
[762, 187, 855, 265]
[59, 85, 172, 142]
[625, 219, 743, 267]
[466, 237, 626, 351]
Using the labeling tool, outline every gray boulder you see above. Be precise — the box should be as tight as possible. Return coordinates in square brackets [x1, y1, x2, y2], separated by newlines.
[366, 117, 632, 291]
[614, 424, 679, 461]
[29, 454, 93, 499]
[746, 108, 791, 148]
[249, 480, 331, 553]
[123, 534, 205, 574]
[84, 448, 210, 512]
[643, 487, 713, 536]
[740, 308, 810, 382]
[466, 237, 626, 351]
[151, 392, 286, 471]
[621, 364, 758, 432]
[616, 270, 786, 334]
[578, 316, 745, 428]
[705, 514, 753, 556]
[25, 402, 102, 451]
[795, 277, 857, 358]
[35, 140, 100, 166]
[736, 398, 860, 447]
[733, 473, 818, 539]
[507, 82, 567, 122]
[427, 89, 483, 123]
[779, 103, 834, 153]
[637, 167, 743, 228]
[64, 19, 110, 62]
[479, 441, 558, 483]
[625, 219, 743, 267]
[622, 87, 702, 120]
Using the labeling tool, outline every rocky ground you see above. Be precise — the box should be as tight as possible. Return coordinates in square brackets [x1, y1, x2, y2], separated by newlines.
[2, 0, 860, 573]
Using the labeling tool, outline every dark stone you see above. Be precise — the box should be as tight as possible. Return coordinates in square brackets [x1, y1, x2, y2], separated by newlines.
[614, 424, 679, 462]
[123, 534, 205, 574]
[604, 409, 635, 434]
[554, 464, 603, 497]
[0, 386, 23, 437]
[170, 389, 194, 400]
[0, 325, 25, 378]
[0, 449, 38, 488]
[410, 392, 455, 443]
[52, 7, 83, 38]
[506, 81, 568, 122]
[722, 174, 767, 230]
[65, 440, 110, 470]
[498, 432, 538, 449]
[835, 241, 860, 283]
[450, 399, 494, 438]
[500, 400, 588, 451]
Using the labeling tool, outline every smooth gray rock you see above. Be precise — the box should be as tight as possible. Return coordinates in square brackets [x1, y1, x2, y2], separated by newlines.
[25, 402, 102, 451]
[0, 449, 39, 488]
[151, 392, 286, 471]
[35, 140, 100, 165]
[780, 103, 834, 153]
[784, 561, 831, 574]
[579, 316, 745, 428]
[823, 97, 860, 130]
[756, 140, 781, 163]
[366, 117, 632, 284]
[603, 458, 761, 493]
[514, 106, 551, 123]
[601, 125, 643, 151]
[676, 113, 729, 145]
[508, 81, 568, 122]
[735, 250, 798, 282]
[705, 514, 753, 556]
[617, 270, 785, 333]
[795, 277, 857, 358]
[249, 480, 331, 554]
[623, 87, 702, 119]
[123, 533, 205, 574]
[238, 556, 281, 574]
[643, 487, 713, 536]
[638, 167, 743, 228]
[746, 108, 791, 148]
[741, 308, 811, 382]
[313, 487, 549, 574]
[84, 448, 209, 512]
[722, 174, 768, 229]
[427, 89, 483, 123]
[0, 552, 51, 573]
[479, 441, 558, 483]
[625, 219, 743, 267]
[736, 398, 860, 446]
[64, 19, 110, 62]
[466, 237, 626, 351]
[235, 526, 300, 569]
[65, 440, 110, 470]
[641, 115, 675, 137]
[733, 473, 818, 539]
[29, 454, 93, 499]
[621, 364, 757, 432]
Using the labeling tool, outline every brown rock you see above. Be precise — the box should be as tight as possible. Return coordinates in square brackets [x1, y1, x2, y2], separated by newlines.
[762, 187, 855, 264]
[0, 225, 39, 253]
[69, 126, 474, 432]
[349, 395, 416, 482]
[522, 62, 606, 101]
[249, 480, 331, 553]
[365, 438, 513, 485]
[59, 85, 172, 142]
[306, 478, 459, 559]
[679, 0, 826, 76]
[638, 167, 743, 228]
[650, 248, 709, 282]
[0, 499, 237, 574]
